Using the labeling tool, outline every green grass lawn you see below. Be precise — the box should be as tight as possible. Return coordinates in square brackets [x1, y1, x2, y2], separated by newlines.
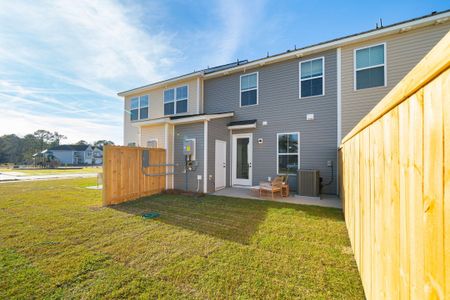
[0, 167, 101, 176]
[0, 178, 364, 299]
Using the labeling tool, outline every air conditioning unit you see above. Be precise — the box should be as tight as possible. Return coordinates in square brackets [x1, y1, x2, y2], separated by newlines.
[297, 169, 320, 197]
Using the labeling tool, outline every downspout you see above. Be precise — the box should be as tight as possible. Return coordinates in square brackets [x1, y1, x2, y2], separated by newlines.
[336, 47, 342, 195]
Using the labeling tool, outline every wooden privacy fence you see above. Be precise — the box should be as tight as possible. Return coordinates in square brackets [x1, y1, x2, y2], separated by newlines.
[102, 145, 166, 206]
[339, 31, 450, 299]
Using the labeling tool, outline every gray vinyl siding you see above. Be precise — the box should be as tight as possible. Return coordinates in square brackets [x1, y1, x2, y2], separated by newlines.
[341, 22, 450, 137]
[204, 49, 338, 194]
[207, 118, 232, 193]
[173, 123, 204, 192]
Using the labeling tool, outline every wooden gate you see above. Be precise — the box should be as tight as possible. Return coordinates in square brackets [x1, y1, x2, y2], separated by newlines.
[102, 145, 166, 206]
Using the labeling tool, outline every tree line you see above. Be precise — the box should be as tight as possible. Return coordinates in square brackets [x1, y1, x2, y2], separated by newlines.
[0, 130, 114, 164]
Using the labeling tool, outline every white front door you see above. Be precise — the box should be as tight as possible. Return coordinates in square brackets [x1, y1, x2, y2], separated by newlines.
[232, 133, 253, 186]
[215, 140, 227, 191]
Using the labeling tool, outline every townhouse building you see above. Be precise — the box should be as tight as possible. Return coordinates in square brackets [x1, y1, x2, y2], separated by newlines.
[119, 11, 450, 194]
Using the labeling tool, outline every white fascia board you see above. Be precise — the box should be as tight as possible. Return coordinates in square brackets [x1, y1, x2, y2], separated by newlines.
[118, 72, 203, 97]
[170, 112, 234, 125]
[131, 112, 234, 127]
[204, 12, 450, 79]
[227, 123, 257, 130]
[131, 118, 171, 127]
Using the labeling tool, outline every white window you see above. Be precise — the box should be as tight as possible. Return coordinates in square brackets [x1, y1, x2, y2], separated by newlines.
[146, 139, 158, 148]
[130, 95, 149, 121]
[164, 85, 188, 115]
[127, 142, 136, 147]
[299, 57, 324, 98]
[240, 72, 258, 106]
[277, 132, 300, 175]
[354, 43, 386, 90]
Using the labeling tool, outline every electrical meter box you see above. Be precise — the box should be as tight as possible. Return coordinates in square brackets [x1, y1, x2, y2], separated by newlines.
[183, 139, 196, 159]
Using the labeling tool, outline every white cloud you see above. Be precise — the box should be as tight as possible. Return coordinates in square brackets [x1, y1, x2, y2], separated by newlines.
[206, 0, 267, 65]
[0, 0, 270, 145]
[0, 0, 182, 144]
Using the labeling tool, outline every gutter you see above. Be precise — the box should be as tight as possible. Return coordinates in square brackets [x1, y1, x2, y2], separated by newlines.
[203, 11, 450, 78]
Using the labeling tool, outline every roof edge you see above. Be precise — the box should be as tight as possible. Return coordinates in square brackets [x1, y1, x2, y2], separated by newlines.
[204, 10, 450, 78]
[117, 71, 204, 97]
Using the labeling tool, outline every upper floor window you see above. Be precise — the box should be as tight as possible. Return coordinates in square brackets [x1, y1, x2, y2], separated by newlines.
[355, 43, 385, 90]
[130, 95, 149, 121]
[240, 72, 258, 106]
[277, 132, 300, 175]
[299, 57, 324, 98]
[164, 85, 188, 115]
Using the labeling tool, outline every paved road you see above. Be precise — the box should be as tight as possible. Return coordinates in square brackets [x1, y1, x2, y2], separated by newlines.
[0, 173, 97, 183]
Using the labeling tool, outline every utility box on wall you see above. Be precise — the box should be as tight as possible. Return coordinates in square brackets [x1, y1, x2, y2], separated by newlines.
[183, 138, 196, 160]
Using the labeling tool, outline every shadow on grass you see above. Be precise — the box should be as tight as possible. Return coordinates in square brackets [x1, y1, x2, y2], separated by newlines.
[111, 194, 343, 245]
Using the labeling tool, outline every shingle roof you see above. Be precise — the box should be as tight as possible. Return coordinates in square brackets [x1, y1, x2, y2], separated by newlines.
[49, 144, 90, 151]
[169, 111, 234, 120]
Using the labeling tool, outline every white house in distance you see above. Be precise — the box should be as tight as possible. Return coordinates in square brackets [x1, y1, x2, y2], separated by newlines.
[48, 144, 99, 165]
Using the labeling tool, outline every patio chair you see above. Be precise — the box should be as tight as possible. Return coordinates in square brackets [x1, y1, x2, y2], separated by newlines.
[259, 176, 284, 199]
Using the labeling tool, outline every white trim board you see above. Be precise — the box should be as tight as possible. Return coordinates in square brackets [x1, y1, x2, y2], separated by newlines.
[204, 12, 449, 79]
[132, 112, 234, 127]
[164, 123, 169, 189]
[118, 12, 449, 95]
[227, 123, 257, 130]
[203, 120, 208, 193]
[196, 77, 200, 114]
[337, 47, 342, 147]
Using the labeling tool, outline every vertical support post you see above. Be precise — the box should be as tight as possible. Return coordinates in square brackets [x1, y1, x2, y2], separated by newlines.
[204, 119, 208, 193]
[164, 123, 169, 190]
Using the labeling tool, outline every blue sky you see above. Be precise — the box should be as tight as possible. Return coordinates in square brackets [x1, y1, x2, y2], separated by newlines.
[0, 1, 447, 144]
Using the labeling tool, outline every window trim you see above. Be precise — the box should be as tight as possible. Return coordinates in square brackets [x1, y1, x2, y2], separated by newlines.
[146, 138, 158, 148]
[299, 56, 325, 99]
[276, 132, 300, 175]
[239, 72, 259, 107]
[353, 42, 387, 91]
[130, 95, 149, 121]
[164, 85, 189, 116]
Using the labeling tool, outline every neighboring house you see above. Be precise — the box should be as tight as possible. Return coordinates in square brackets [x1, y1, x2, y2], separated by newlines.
[119, 11, 450, 194]
[92, 146, 103, 165]
[48, 144, 94, 165]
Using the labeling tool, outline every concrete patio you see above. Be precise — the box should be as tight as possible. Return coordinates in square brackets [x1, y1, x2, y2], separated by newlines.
[212, 187, 342, 209]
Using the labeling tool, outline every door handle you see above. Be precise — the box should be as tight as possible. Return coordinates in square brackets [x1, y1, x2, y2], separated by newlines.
[249, 162, 252, 168]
